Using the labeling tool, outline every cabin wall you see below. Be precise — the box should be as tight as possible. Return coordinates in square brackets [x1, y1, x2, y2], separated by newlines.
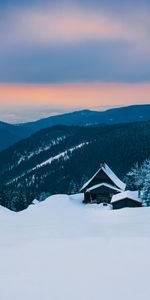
[112, 198, 142, 210]
[83, 186, 119, 204]
[84, 192, 92, 203]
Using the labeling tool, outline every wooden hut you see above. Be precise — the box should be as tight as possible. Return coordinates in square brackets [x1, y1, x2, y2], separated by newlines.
[111, 191, 142, 209]
[80, 163, 126, 204]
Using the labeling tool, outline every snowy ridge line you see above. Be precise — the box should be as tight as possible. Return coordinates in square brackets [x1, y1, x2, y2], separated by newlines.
[33, 142, 90, 170]
[17, 136, 67, 165]
[8, 141, 90, 185]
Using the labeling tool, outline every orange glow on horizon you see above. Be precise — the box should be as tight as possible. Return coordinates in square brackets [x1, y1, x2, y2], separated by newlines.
[0, 83, 150, 109]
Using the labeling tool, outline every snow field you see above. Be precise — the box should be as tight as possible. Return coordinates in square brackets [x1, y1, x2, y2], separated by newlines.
[0, 194, 150, 300]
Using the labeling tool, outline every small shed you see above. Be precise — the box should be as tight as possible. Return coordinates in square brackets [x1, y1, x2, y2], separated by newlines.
[111, 191, 142, 209]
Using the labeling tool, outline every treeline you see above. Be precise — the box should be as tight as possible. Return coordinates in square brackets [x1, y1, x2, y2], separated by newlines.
[0, 183, 36, 211]
[2, 158, 150, 211]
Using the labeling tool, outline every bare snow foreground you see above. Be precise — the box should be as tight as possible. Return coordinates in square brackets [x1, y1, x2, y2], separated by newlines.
[0, 194, 150, 300]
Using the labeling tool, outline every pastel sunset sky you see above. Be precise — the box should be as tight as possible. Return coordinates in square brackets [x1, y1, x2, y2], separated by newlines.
[0, 0, 150, 123]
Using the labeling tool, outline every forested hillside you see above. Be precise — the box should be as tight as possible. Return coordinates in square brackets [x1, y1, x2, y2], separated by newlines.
[0, 121, 150, 210]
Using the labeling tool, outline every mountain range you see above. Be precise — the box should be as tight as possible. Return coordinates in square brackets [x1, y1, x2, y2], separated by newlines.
[22, 104, 150, 132]
[1, 104, 150, 151]
[1, 120, 150, 205]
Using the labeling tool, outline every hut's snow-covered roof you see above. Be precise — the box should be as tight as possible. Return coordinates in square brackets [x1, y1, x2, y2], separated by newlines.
[111, 191, 142, 204]
[80, 163, 126, 192]
[86, 182, 122, 193]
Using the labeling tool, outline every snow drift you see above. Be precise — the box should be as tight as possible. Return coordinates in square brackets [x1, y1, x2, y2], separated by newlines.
[0, 193, 150, 300]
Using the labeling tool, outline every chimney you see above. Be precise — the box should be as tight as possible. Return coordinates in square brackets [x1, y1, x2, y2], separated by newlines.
[100, 163, 105, 168]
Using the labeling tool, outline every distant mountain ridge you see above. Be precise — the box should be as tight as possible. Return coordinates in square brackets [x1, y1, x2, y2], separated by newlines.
[0, 104, 150, 151]
[21, 104, 150, 132]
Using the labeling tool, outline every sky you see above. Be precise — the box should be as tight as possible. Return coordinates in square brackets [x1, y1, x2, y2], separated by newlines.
[0, 0, 150, 123]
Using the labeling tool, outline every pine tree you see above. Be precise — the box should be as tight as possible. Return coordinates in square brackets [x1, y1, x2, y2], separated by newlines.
[125, 159, 150, 206]
[0, 188, 10, 208]
[125, 162, 145, 190]
[142, 171, 150, 206]
[146, 190, 150, 206]
[68, 180, 78, 194]
[13, 189, 26, 211]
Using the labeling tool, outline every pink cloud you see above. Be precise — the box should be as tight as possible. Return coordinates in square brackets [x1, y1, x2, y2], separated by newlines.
[0, 4, 149, 54]
[0, 82, 149, 109]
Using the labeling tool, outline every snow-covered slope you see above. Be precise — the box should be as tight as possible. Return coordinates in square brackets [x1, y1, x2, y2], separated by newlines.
[0, 194, 150, 300]
[2, 121, 150, 208]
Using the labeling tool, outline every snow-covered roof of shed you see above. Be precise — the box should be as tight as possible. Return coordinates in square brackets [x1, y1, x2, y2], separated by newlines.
[86, 183, 122, 193]
[80, 163, 126, 192]
[111, 191, 142, 204]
